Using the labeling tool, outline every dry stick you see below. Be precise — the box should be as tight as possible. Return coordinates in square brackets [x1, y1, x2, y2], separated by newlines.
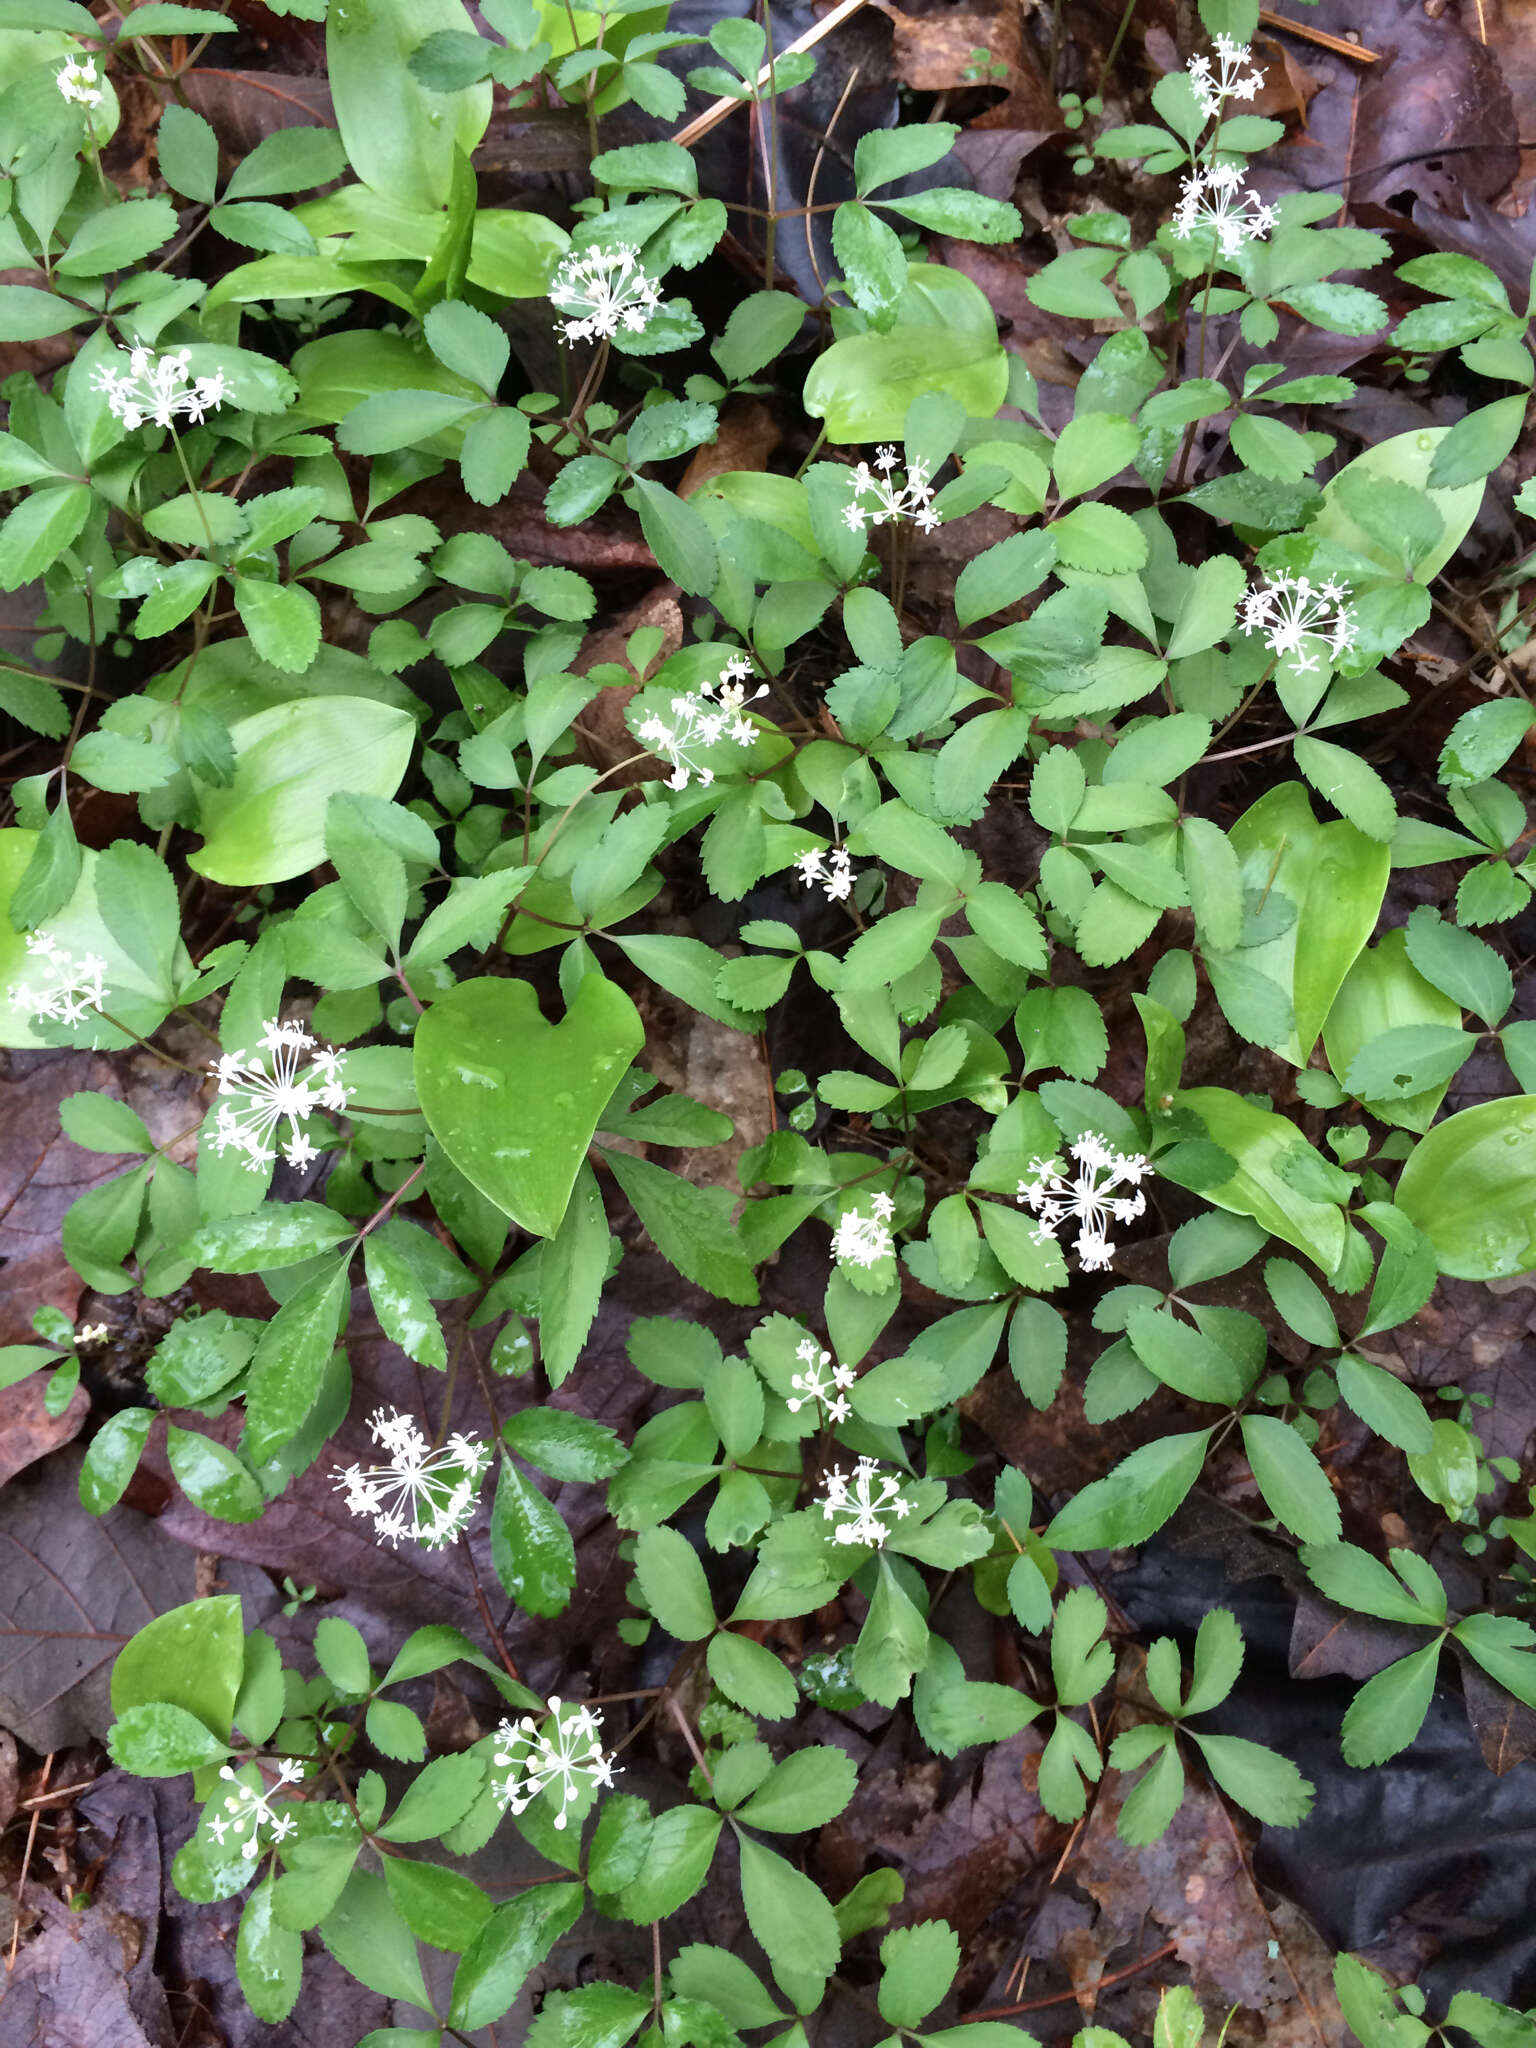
[671, 0, 872, 149]
[7, 1752, 52, 1970]
[1256, 8, 1379, 63]
[968, 1938, 1181, 2020]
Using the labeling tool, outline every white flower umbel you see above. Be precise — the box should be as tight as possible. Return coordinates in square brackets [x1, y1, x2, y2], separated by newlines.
[795, 845, 854, 903]
[209, 1018, 351, 1173]
[820, 1455, 911, 1547]
[1186, 34, 1263, 122]
[13, 931, 106, 1027]
[93, 345, 230, 432]
[208, 1759, 305, 1861]
[1016, 1132, 1150, 1272]
[635, 653, 767, 791]
[1239, 570, 1357, 674]
[75, 1323, 111, 1346]
[787, 1336, 856, 1424]
[56, 53, 102, 107]
[334, 1407, 491, 1549]
[1171, 163, 1275, 259]
[548, 244, 663, 344]
[831, 1191, 895, 1270]
[492, 1698, 619, 1829]
[844, 446, 939, 535]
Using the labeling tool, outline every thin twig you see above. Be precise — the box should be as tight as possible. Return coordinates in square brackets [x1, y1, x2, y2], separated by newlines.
[671, 0, 871, 148]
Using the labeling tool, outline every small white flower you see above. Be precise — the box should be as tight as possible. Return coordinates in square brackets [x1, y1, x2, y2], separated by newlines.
[1171, 162, 1275, 258]
[844, 446, 939, 535]
[1186, 34, 1263, 122]
[93, 345, 230, 432]
[207, 1758, 305, 1861]
[820, 1455, 911, 1547]
[74, 1323, 110, 1346]
[492, 1698, 618, 1828]
[1016, 1132, 1150, 1271]
[1238, 570, 1356, 674]
[334, 1407, 491, 1549]
[831, 1199, 895, 1270]
[794, 845, 854, 903]
[549, 244, 663, 345]
[13, 931, 107, 1027]
[56, 53, 102, 108]
[786, 1335, 856, 1423]
[209, 1017, 350, 1172]
[635, 653, 767, 791]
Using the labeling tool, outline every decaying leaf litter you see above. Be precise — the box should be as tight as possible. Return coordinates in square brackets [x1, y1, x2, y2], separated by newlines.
[4, 0, 1536, 2040]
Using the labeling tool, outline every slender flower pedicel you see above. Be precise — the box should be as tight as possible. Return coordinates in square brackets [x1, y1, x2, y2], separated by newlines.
[210, 1018, 351, 1172]
[844, 446, 940, 534]
[635, 652, 767, 790]
[12, 932, 106, 1027]
[1017, 1133, 1150, 1272]
[820, 1455, 911, 1546]
[548, 244, 663, 344]
[492, 1698, 618, 1827]
[1185, 34, 1264, 121]
[1170, 163, 1275, 258]
[56, 53, 103, 107]
[208, 1759, 305, 1860]
[93, 345, 230, 431]
[832, 1191, 896, 1270]
[334, 1408, 491, 1549]
[1239, 570, 1357, 673]
[787, 1336, 856, 1423]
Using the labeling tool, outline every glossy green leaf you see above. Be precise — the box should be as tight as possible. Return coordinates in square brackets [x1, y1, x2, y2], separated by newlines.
[1394, 1096, 1536, 1279]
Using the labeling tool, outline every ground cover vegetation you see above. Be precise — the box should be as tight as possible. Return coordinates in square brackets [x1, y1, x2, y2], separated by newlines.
[2, 0, 1536, 2039]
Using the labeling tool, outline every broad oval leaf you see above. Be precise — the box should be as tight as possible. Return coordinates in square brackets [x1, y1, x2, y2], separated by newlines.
[1394, 1095, 1536, 1280]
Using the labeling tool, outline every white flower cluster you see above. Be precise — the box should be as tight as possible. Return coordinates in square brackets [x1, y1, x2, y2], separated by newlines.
[208, 1759, 305, 1860]
[12, 932, 106, 1027]
[56, 53, 102, 108]
[492, 1698, 618, 1828]
[75, 1323, 111, 1346]
[1186, 33, 1264, 122]
[334, 1407, 491, 1549]
[549, 245, 663, 345]
[1171, 162, 1275, 257]
[93, 345, 230, 432]
[1239, 570, 1357, 673]
[844, 446, 939, 535]
[636, 653, 767, 791]
[794, 844, 853, 903]
[209, 1018, 350, 1173]
[831, 1191, 895, 1270]
[820, 1455, 911, 1547]
[787, 1336, 855, 1423]
[1017, 1132, 1150, 1272]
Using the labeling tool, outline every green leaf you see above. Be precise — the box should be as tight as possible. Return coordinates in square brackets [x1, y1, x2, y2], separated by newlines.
[382, 1859, 490, 1952]
[1188, 1730, 1314, 1826]
[737, 1834, 841, 1984]
[616, 1805, 722, 1920]
[1239, 1414, 1341, 1543]
[237, 1876, 303, 2024]
[601, 1148, 758, 1305]
[243, 1258, 349, 1462]
[502, 1408, 626, 1482]
[1263, 1257, 1339, 1348]
[157, 105, 220, 203]
[706, 1633, 798, 1720]
[803, 264, 1008, 441]
[314, 1615, 371, 1694]
[1335, 1355, 1433, 1453]
[0, 483, 91, 592]
[1340, 1642, 1440, 1767]
[79, 1406, 154, 1513]
[111, 1594, 244, 1736]
[1403, 904, 1512, 1027]
[108, 1701, 230, 1775]
[338, 388, 480, 454]
[634, 1525, 715, 1641]
[224, 124, 347, 200]
[491, 1457, 575, 1616]
[1439, 698, 1536, 787]
[60, 1091, 153, 1155]
[879, 1921, 961, 2028]
[832, 201, 909, 324]
[712, 291, 809, 382]
[377, 1753, 485, 1842]
[1044, 1429, 1211, 1550]
[328, 0, 490, 212]
[525, 1983, 651, 2048]
[186, 1204, 353, 1274]
[735, 1747, 857, 1833]
[1125, 1304, 1246, 1405]
[58, 196, 178, 276]
[629, 479, 718, 597]
[363, 1235, 446, 1369]
[449, 1883, 585, 2030]
[1394, 1095, 1536, 1280]
[416, 974, 643, 1239]
[0, 287, 91, 343]
[1299, 1541, 1443, 1626]
[318, 1869, 432, 2010]
[1426, 392, 1527, 488]
[1293, 737, 1397, 843]
[166, 1424, 265, 1523]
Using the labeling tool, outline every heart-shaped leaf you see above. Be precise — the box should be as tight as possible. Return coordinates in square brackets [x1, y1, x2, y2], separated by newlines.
[415, 974, 642, 1238]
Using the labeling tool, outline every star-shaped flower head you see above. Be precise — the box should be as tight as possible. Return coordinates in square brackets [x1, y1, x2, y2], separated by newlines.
[1016, 1132, 1150, 1272]
[1185, 34, 1264, 122]
[844, 445, 940, 534]
[209, 1017, 351, 1173]
[634, 652, 767, 790]
[207, 1759, 305, 1861]
[333, 1407, 491, 1549]
[787, 1335, 856, 1423]
[56, 53, 102, 107]
[1170, 163, 1275, 259]
[795, 845, 854, 903]
[548, 244, 663, 345]
[93, 346, 230, 432]
[492, 1698, 619, 1828]
[832, 1192, 895, 1270]
[1238, 570, 1356, 675]
[820, 1454, 911, 1546]
[11, 931, 107, 1028]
